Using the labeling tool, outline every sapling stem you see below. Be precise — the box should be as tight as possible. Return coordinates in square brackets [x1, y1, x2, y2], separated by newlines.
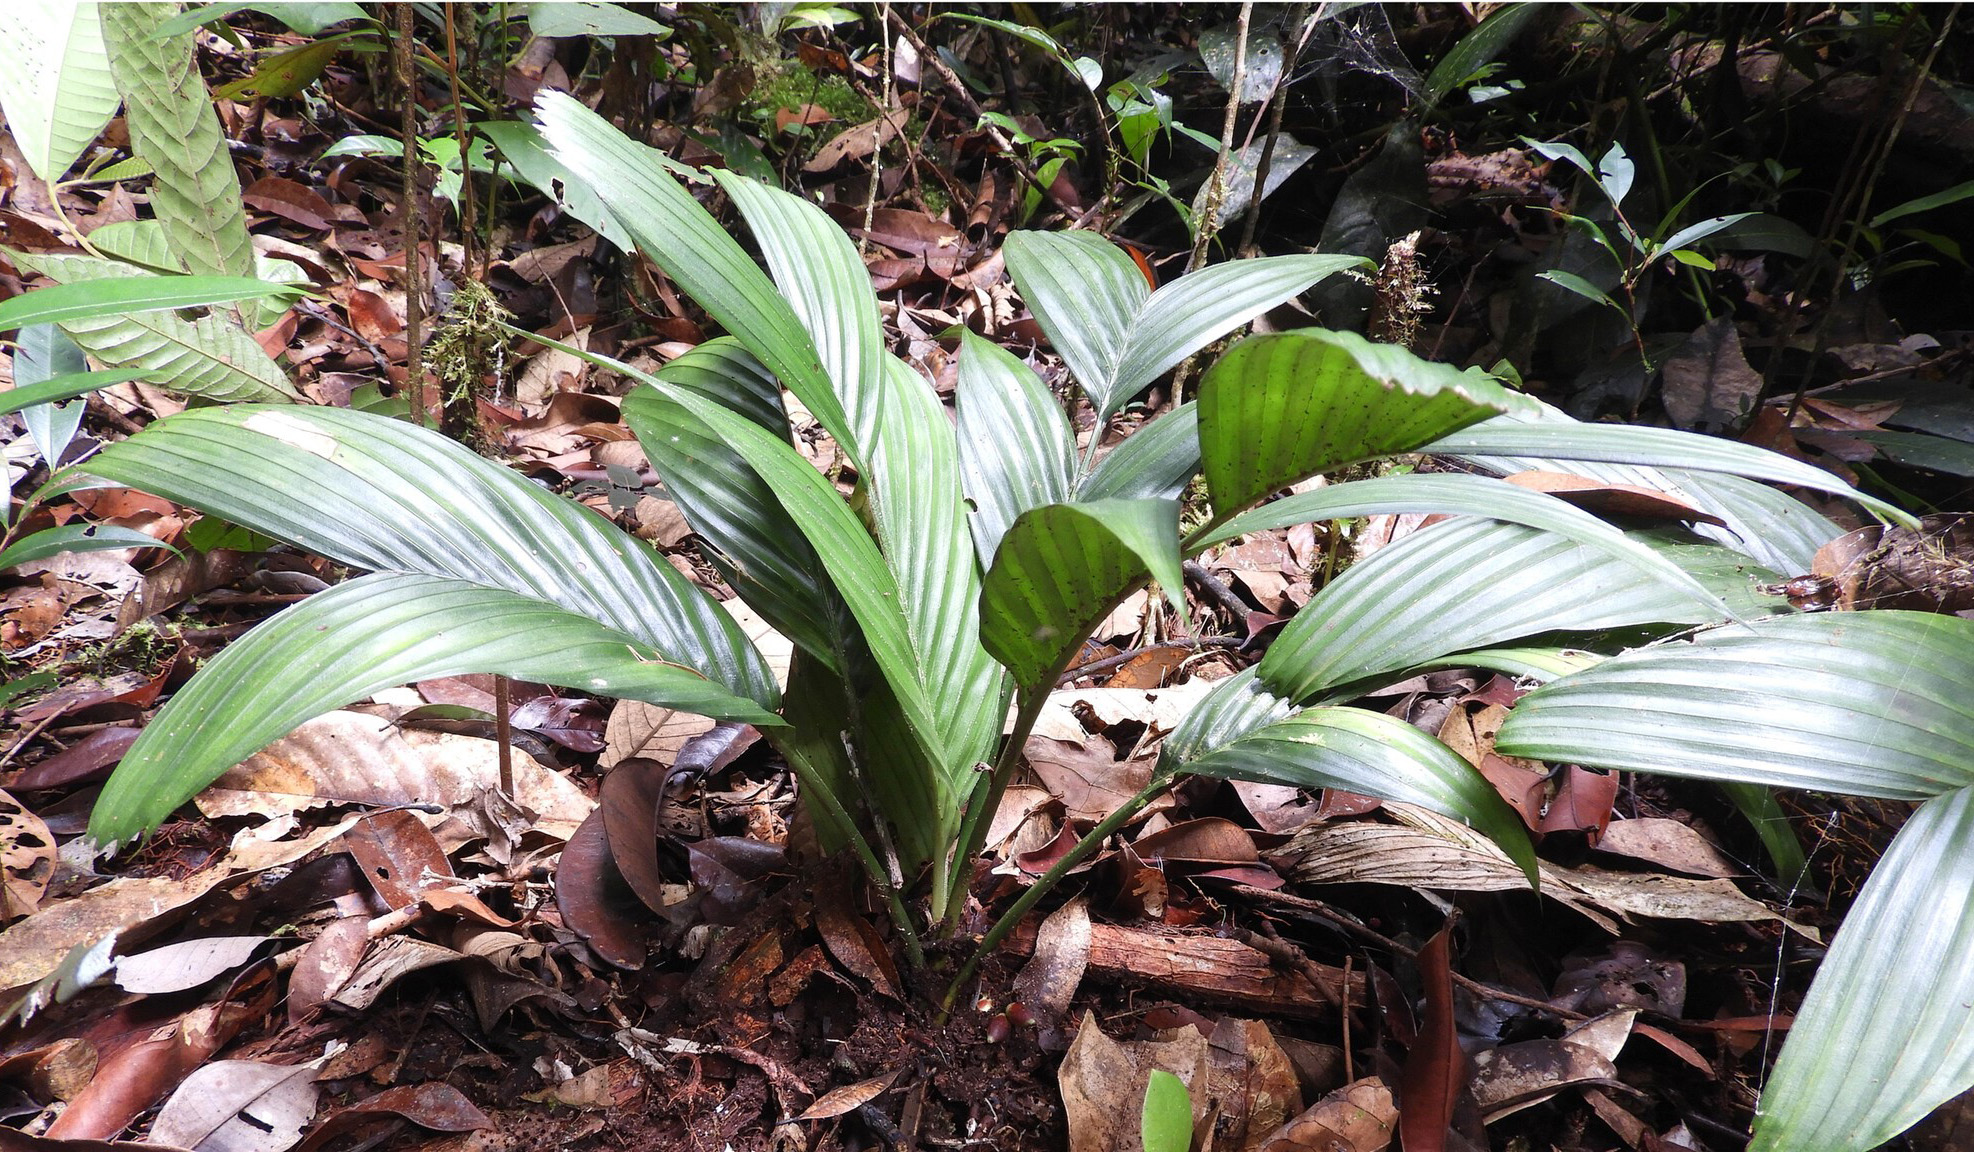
[939, 776, 1167, 1015]
[941, 685, 1052, 932]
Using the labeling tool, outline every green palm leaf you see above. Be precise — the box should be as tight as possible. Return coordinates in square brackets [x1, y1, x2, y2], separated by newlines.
[88, 573, 779, 849]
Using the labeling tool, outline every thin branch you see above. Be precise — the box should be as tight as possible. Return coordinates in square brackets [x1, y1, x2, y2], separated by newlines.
[886, 9, 1087, 226]
[1187, 0, 1253, 274]
[395, 3, 426, 426]
[1238, 3, 1315, 254]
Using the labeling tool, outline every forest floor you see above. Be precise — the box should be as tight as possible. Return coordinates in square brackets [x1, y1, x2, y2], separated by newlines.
[5, 5, 1974, 1152]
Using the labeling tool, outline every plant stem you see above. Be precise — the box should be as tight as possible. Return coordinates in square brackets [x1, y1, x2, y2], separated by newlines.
[778, 738, 927, 969]
[940, 777, 1166, 1015]
[940, 685, 1050, 932]
[492, 674, 513, 795]
[395, 3, 426, 427]
[1237, 2, 1313, 255]
[1187, 0, 1252, 275]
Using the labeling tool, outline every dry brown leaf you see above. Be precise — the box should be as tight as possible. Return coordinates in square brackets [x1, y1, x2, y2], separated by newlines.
[1, 788, 55, 921]
[113, 936, 270, 995]
[792, 1067, 903, 1122]
[0, 817, 353, 997]
[600, 699, 716, 772]
[1255, 1077, 1397, 1152]
[1011, 896, 1090, 1028]
[1594, 817, 1742, 879]
[150, 1058, 320, 1152]
[1280, 804, 1816, 937]
[196, 710, 591, 846]
[1204, 1018, 1304, 1152]
[1059, 1009, 1208, 1152]
[1470, 1038, 1619, 1123]
[1025, 731, 1153, 824]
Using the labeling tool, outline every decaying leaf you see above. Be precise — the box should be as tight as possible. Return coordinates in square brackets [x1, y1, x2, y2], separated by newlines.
[1011, 895, 1091, 1029]
[195, 710, 591, 846]
[149, 1058, 321, 1152]
[1, 788, 56, 921]
[1279, 804, 1815, 937]
[1255, 1077, 1397, 1152]
[1058, 1009, 1208, 1152]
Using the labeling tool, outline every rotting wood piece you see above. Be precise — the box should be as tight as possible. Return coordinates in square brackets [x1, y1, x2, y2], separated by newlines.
[1005, 915, 1364, 1018]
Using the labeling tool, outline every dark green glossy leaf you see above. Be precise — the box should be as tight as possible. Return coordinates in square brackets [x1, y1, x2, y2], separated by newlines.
[73, 405, 776, 707]
[1196, 472, 1731, 618]
[712, 171, 1006, 778]
[0, 275, 304, 331]
[9, 252, 301, 403]
[1080, 403, 1199, 503]
[0, 523, 178, 571]
[1257, 519, 1787, 705]
[1421, 3, 1538, 107]
[1176, 704, 1538, 883]
[642, 382, 946, 764]
[88, 573, 779, 849]
[0, 368, 145, 417]
[1750, 785, 1974, 1152]
[1196, 330, 1534, 527]
[1003, 230, 1362, 421]
[626, 385, 855, 674]
[955, 330, 1076, 564]
[648, 337, 789, 436]
[981, 498, 1184, 694]
[1496, 611, 1974, 801]
[1427, 415, 1912, 527]
[534, 91, 856, 458]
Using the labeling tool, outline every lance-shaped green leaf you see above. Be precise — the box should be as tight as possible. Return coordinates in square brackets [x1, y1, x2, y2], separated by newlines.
[12, 326, 92, 482]
[715, 170, 885, 458]
[1258, 519, 1787, 705]
[504, 327, 853, 676]
[72, 404, 776, 706]
[1195, 472, 1733, 619]
[475, 119, 630, 251]
[0, 274, 306, 331]
[88, 573, 781, 849]
[1440, 426, 1841, 575]
[1196, 330, 1535, 526]
[980, 498, 1185, 693]
[1427, 416, 1912, 528]
[625, 385, 855, 675]
[0, 523, 178, 572]
[1175, 705, 1538, 883]
[102, 2, 256, 281]
[642, 382, 946, 763]
[956, 330, 1076, 564]
[1159, 667, 1294, 767]
[1749, 785, 1974, 1152]
[1002, 230, 1364, 422]
[646, 336, 789, 436]
[0, 1, 120, 183]
[532, 90, 856, 460]
[710, 173, 1005, 773]
[1495, 611, 1974, 801]
[0, 368, 144, 418]
[1079, 403, 1199, 503]
[1416, 646, 1604, 683]
[9, 251, 300, 403]
[870, 355, 1009, 774]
